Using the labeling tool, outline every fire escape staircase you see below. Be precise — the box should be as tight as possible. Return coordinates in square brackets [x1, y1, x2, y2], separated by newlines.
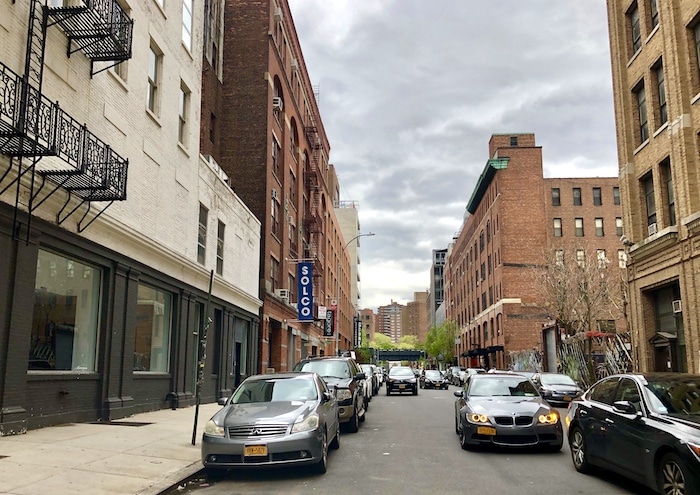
[303, 114, 324, 279]
[0, 0, 132, 239]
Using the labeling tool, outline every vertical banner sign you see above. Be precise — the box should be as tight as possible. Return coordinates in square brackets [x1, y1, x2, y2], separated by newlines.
[323, 309, 334, 337]
[353, 317, 362, 348]
[297, 262, 313, 321]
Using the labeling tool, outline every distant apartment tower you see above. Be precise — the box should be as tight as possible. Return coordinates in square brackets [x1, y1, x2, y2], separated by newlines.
[335, 200, 368, 314]
[360, 308, 377, 346]
[403, 291, 430, 343]
[445, 134, 622, 369]
[221, 0, 350, 370]
[606, 0, 700, 372]
[377, 301, 404, 343]
[429, 249, 447, 329]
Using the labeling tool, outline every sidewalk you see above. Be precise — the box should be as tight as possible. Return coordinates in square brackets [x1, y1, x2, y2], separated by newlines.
[0, 402, 222, 495]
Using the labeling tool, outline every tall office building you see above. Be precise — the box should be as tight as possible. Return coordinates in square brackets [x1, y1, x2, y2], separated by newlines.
[429, 249, 447, 329]
[606, 0, 700, 372]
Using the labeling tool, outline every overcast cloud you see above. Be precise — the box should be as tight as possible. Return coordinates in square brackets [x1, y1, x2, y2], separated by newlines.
[287, 0, 618, 311]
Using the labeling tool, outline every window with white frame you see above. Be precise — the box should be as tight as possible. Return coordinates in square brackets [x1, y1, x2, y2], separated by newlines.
[618, 250, 627, 269]
[147, 43, 161, 114]
[198, 204, 208, 264]
[216, 220, 225, 275]
[595, 218, 604, 237]
[30, 250, 102, 371]
[616, 217, 623, 237]
[182, 0, 193, 50]
[575, 218, 584, 237]
[178, 82, 190, 146]
[597, 249, 608, 269]
[576, 249, 586, 267]
[553, 218, 562, 237]
[555, 249, 564, 268]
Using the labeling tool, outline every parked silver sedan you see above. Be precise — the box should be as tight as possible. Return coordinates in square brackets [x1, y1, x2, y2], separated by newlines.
[201, 372, 340, 474]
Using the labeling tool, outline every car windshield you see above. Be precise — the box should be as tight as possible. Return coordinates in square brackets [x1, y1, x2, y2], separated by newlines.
[645, 376, 700, 415]
[360, 365, 372, 374]
[294, 360, 351, 379]
[231, 377, 318, 404]
[539, 374, 577, 386]
[425, 370, 441, 379]
[469, 377, 539, 397]
[389, 367, 414, 377]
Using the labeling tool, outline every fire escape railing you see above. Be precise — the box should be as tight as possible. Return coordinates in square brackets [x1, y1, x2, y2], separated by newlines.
[0, 0, 132, 238]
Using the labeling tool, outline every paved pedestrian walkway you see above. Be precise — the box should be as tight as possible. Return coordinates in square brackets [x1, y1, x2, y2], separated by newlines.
[0, 402, 222, 495]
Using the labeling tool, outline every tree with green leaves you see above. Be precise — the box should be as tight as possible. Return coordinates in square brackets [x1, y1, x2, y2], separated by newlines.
[397, 334, 422, 350]
[369, 332, 394, 350]
[425, 320, 458, 364]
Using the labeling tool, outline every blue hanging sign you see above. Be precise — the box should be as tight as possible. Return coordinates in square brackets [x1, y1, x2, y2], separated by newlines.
[297, 262, 314, 321]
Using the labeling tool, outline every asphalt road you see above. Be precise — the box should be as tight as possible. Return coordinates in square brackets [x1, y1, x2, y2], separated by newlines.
[167, 383, 655, 495]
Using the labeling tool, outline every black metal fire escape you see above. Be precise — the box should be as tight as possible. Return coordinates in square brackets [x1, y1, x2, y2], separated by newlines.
[0, 0, 133, 240]
[303, 112, 324, 265]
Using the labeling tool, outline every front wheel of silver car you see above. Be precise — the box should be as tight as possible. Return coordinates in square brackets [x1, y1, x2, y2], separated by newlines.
[658, 453, 695, 495]
[569, 427, 591, 473]
[314, 430, 328, 474]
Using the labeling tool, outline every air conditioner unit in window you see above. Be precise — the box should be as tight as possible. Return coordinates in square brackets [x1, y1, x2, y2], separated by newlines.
[272, 96, 283, 111]
[291, 58, 299, 72]
[275, 288, 289, 301]
[672, 300, 682, 313]
[648, 223, 658, 236]
[273, 6, 283, 21]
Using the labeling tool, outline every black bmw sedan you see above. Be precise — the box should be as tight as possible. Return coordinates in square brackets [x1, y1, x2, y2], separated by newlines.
[566, 372, 700, 495]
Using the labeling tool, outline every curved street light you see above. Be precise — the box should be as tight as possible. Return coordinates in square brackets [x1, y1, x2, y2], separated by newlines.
[336, 232, 375, 354]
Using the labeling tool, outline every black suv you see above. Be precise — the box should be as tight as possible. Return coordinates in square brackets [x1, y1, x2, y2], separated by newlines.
[293, 356, 367, 432]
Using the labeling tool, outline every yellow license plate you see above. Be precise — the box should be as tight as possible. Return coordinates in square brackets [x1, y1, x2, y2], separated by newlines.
[564, 396, 571, 401]
[399, 384, 405, 389]
[244, 445, 267, 456]
[477, 426, 497, 436]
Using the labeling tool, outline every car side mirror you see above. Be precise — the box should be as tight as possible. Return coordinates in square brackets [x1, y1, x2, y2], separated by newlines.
[356, 372, 366, 381]
[217, 397, 228, 406]
[322, 391, 334, 402]
[612, 400, 640, 417]
[453, 390, 464, 398]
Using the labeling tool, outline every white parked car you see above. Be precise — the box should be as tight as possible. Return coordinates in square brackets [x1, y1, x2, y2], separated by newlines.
[373, 365, 384, 386]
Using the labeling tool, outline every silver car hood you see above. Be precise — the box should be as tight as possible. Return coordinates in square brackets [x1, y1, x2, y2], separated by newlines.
[216, 401, 314, 426]
[468, 397, 550, 416]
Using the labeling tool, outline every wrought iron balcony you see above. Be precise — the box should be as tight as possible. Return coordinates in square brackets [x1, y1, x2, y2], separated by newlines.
[0, 60, 128, 202]
[47, 0, 133, 65]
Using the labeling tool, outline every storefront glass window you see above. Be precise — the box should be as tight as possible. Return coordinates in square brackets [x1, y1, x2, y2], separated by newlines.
[134, 284, 172, 372]
[31, 250, 102, 371]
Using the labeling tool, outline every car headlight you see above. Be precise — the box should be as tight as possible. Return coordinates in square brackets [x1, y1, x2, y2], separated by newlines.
[204, 419, 225, 437]
[336, 389, 352, 401]
[538, 412, 559, 425]
[467, 413, 490, 424]
[291, 413, 319, 433]
[687, 442, 700, 459]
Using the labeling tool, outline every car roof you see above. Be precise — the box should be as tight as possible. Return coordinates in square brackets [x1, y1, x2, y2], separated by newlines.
[245, 372, 316, 381]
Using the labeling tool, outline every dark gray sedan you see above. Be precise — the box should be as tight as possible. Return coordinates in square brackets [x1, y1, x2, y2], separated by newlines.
[454, 373, 563, 451]
[201, 372, 340, 474]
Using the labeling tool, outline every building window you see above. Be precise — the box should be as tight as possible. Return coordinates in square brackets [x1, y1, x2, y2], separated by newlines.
[634, 81, 648, 143]
[629, 3, 641, 54]
[595, 218, 604, 237]
[642, 173, 657, 230]
[553, 218, 562, 237]
[113, 60, 128, 81]
[178, 82, 190, 146]
[575, 218, 584, 237]
[30, 250, 101, 371]
[216, 221, 225, 275]
[270, 257, 280, 291]
[650, 0, 658, 29]
[272, 137, 281, 178]
[479, 231, 485, 252]
[695, 23, 700, 89]
[573, 187, 582, 206]
[198, 204, 208, 264]
[663, 160, 675, 226]
[510, 136, 518, 146]
[593, 187, 602, 206]
[271, 193, 281, 238]
[147, 43, 161, 114]
[576, 249, 585, 267]
[597, 250, 608, 268]
[616, 217, 623, 237]
[618, 250, 627, 269]
[613, 186, 621, 205]
[134, 284, 172, 372]
[551, 188, 560, 206]
[182, 0, 193, 50]
[555, 249, 564, 267]
[655, 63, 667, 126]
[210, 113, 216, 143]
[486, 220, 491, 243]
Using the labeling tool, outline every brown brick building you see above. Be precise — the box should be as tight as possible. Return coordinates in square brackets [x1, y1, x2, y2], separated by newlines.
[219, 0, 351, 371]
[606, 0, 700, 373]
[403, 291, 430, 343]
[445, 134, 622, 370]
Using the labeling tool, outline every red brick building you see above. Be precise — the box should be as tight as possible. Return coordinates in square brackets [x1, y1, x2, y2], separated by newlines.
[219, 0, 351, 372]
[445, 134, 622, 370]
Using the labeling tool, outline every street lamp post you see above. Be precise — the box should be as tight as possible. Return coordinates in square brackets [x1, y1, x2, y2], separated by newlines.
[336, 232, 375, 355]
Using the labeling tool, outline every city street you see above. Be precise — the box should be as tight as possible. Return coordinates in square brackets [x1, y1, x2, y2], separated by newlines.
[166, 383, 655, 495]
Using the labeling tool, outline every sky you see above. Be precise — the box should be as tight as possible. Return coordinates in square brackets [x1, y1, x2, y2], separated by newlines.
[287, 0, 619, 312]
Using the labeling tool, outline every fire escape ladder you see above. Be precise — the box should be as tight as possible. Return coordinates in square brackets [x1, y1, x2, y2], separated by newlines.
[46, 0, 134, 78]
